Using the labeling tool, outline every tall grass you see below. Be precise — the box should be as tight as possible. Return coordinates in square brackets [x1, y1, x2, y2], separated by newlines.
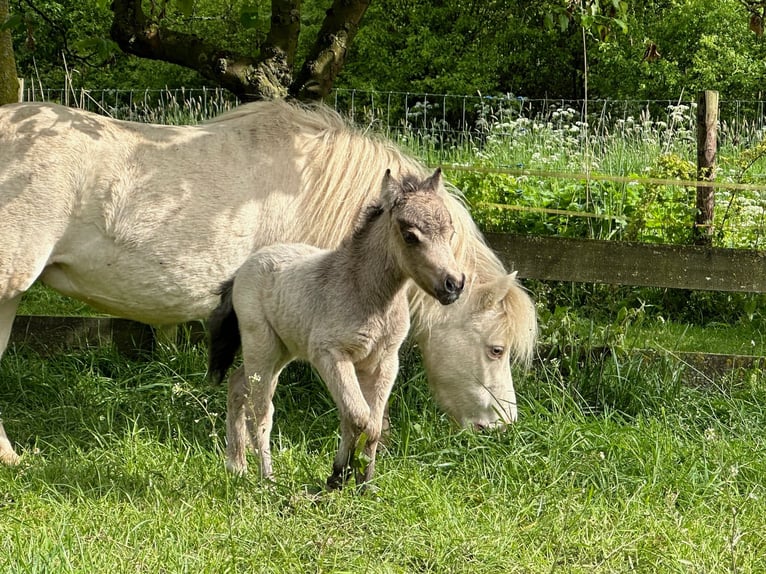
[3, 340, 766, 572]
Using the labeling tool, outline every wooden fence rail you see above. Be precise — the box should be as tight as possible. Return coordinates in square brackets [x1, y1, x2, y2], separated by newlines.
[10, 234, 766, 353]
[487, 234, 766, 292]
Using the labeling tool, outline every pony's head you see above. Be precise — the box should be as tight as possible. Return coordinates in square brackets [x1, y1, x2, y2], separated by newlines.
[411, 271, 535, 428]
[381, 168, 465, 306]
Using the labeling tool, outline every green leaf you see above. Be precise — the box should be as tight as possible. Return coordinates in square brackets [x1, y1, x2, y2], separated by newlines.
[0, 13, 23, 32]
[353, 432, 370, 474]
[73, 37, 119, 59]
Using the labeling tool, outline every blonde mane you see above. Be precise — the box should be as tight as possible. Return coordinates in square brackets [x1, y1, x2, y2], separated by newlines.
[213, 100, 536, 364]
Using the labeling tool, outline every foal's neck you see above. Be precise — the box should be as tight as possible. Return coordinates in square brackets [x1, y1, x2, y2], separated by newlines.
[336, 210, 406, 309]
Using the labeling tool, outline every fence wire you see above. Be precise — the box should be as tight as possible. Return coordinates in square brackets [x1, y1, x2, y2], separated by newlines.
[18, 86, 766, 248]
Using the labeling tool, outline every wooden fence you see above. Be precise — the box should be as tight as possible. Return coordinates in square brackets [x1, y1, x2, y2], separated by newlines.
[9, 233, 766, 346]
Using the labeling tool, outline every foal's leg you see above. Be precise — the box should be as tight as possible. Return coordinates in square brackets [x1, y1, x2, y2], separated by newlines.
[227, 325, 289, 479]
[225, 365, 251, 475]
[354, 352, 400, 486]
[312, 351, 371, 489]
[0, 294, 22, 465]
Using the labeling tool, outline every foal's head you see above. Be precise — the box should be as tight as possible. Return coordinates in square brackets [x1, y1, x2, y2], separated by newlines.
[381, 168, 465, 306]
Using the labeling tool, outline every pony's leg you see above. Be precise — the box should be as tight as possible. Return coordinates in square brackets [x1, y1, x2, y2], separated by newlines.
[225, 365, 251, 475]
[0, 295, 21, 465]
[228, 325, 287, 480]
[0, 294, 22, 465]
[354, 353, 400, 487]
[224, 365, 262, 459]
[312, 352, 371, 489]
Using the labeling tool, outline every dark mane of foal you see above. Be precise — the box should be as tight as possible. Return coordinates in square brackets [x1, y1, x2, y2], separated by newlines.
[347, 202, 385, 246]
[398, 174, 426, 195]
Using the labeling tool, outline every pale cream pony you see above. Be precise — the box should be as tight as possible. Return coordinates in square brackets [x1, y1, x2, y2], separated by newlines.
[208, 169, 464, 488]
[0, 100, 536, 465]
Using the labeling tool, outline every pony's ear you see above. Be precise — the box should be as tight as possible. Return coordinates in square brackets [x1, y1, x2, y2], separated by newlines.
[476, 271, 519, 311]
[425, 167, 443, 192]
[380, 169, 399, 209]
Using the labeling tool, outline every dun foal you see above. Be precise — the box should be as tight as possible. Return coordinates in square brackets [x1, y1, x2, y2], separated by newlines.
[208, 168, 465, 489]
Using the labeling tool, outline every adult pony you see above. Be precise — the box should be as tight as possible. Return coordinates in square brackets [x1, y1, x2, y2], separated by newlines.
[0, 99, 537, 465]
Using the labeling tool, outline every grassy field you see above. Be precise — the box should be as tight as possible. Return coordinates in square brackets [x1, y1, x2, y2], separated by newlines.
[3, 334, 766, 572]
[5, 94, 766, 571]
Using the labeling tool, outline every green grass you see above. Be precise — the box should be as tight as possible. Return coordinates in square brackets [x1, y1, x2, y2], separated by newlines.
[543, 312, 766, 357]
[7, 97, 766, 571]
[3, 341, 766, 572]
[17, 284, 104, 317]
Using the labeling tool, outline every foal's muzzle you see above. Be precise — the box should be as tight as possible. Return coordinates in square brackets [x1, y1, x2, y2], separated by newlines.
[437, 273, 465, 305]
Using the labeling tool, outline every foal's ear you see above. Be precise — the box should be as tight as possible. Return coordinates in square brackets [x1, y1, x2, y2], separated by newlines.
[380, 168, 400, 209]
[425, 167, 443, 192]
[476, 272, 519, 311]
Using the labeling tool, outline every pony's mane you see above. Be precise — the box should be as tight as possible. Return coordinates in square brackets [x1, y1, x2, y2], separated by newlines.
[209, 99, 536, 362]
[347, 202, 384, 246]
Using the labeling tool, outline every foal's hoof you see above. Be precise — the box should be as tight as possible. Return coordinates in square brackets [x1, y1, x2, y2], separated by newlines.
[225, 460, 248, 476]
[355, 482, 379, 497]
[326, 474, 344, 492]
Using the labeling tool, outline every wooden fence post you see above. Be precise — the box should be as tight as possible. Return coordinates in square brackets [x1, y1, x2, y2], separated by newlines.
[694, 90, 718, 246]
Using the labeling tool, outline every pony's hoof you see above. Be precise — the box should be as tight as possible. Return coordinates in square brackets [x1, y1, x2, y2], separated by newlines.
[0, 451, 20, 466]
[225, 460, 248, 476]
[326, 471, 349, 491]
[356, 482, 379, 497]
[0, 444, 20, 466]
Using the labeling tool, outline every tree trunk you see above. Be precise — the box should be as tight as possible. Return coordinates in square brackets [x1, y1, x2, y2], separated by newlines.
[290, 0, 371, 101]
[110, 0, 370, 102]
[110, 0, 291, 101]
[0, 0, 20, 105]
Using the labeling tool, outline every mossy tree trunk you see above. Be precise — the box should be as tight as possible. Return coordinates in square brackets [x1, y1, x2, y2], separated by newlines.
[0, 0, 20, 105]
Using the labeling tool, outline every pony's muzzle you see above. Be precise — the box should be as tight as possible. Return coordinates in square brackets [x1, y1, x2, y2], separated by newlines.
[437, 272, 465, 305]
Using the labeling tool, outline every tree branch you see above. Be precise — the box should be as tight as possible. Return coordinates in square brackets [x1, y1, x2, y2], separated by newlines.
[110, 0, 367, 102]
[265, 0, 301, 69]
[110, 0, 291, 100]
[290, 0, 371, 101]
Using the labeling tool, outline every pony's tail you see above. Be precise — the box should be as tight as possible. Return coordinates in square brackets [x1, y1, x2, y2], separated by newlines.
[207, 278, 241, 384]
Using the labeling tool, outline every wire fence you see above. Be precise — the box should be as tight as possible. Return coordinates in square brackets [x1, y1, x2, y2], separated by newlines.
[21, 85, 766, 142]
[18, 85, 766, 248]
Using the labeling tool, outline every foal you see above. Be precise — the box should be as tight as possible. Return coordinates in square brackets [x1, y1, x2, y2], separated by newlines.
[208, 168, 465, 489]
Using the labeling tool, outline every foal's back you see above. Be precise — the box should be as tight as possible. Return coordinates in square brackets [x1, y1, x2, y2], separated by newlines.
[232, 240, 410, 369]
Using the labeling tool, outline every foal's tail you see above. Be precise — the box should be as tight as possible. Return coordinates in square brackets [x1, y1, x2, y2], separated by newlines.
[207, 278, 241, 385]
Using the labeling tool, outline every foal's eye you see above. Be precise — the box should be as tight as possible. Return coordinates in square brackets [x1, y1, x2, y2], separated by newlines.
[402, 230, 420, 245]
[488, 346, 505, 360]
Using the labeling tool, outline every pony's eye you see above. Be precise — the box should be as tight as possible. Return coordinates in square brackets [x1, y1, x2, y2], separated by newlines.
[402, 230, 420, 245]
[488, 346, 505, 360]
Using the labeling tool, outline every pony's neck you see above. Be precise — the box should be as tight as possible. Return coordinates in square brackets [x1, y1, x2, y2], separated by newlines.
[336, 211, 406, 309]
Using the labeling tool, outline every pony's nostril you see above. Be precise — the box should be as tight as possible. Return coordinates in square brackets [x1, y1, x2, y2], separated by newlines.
[445, 274, 464, 294]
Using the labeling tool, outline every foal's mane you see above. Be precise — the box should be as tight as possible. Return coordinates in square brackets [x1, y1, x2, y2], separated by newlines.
[212, 100, 536, 363]
[347, 203, 384, 246]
